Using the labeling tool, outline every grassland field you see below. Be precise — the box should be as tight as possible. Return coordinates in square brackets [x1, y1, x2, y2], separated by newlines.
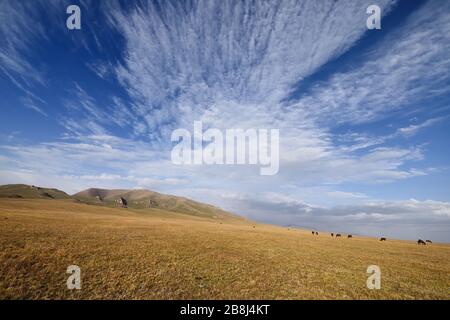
[0, 198, 449, 299]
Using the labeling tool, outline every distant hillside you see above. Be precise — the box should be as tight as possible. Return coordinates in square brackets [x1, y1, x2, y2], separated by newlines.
[0, 184, 242, 221]
[0, 184, 71, 200]
[74, 188, 240, 220]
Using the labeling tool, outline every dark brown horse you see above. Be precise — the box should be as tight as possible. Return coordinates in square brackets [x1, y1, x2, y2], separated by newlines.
[380, 237, 386, 241]
[417, 239, 426, 245]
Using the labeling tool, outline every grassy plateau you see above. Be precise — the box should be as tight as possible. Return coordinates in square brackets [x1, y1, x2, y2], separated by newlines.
[0, 198, 449, 300]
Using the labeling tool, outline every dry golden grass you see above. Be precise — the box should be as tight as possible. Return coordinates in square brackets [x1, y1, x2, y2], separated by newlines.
[0, 199, 449, 300]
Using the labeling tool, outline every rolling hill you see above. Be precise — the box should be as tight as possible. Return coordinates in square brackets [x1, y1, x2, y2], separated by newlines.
[0, 184, 241, 221]
[0, 184, 71, 200]
[73, 187, 240, 220]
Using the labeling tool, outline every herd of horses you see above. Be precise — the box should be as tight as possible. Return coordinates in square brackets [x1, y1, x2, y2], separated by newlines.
[311, 231, 432, 245]
[312, 231, 351, 238]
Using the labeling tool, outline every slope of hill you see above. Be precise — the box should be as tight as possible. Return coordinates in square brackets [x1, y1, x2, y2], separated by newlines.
[75, 188, 240, 220]
[0, 184, 71, 200]
[0, 184, 241, 221]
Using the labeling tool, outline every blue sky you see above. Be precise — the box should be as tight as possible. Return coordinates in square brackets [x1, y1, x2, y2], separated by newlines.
[1, 0, 450, 241]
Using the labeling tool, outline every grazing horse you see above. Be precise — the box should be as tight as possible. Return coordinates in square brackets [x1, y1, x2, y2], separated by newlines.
[331, 233, 334, 237]
[417, 239, 426, 245]
[347, 234, 352, 238]
[380, 237, 386, 241]
[119, 197, 128, 208]
[425, 240, 432, 243]
[335, 233, 341, 238]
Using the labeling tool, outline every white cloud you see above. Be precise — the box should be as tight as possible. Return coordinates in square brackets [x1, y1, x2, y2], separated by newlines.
[20, 95, 48, 117]
[106, 0, 396, 137]
[287, 1, 450, 125]
[0, 0, 47, 87]
[327, 191, 369, 199]
[0, 0, 74, 90]
[397, 117, 445, 137]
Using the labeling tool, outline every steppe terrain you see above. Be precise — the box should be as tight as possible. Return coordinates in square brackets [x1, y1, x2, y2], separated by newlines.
[0, 185, 449, 299]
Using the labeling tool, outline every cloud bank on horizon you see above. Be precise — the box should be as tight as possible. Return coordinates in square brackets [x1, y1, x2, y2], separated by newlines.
[0, 0, 450, 241]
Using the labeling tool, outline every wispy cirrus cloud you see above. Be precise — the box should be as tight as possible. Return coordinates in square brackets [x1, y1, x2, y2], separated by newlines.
[288, 0, 450, 126]
[0, 0, 47, 87]
[397, 117, 446, 137]
[0, 0, 75, 89]
[20, 95, 48, 117]
[106, 0, 396, 136]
